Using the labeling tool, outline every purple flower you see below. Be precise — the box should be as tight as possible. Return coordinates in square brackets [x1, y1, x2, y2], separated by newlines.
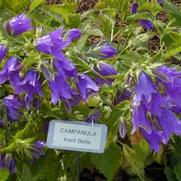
[113, 89, 132, 105]
[99, 44, 117, 59]
[154, 66, 181, 113]
[132, 71, 181, 152]
[3, 95, 23, 121]
[133, 71, 156, 105]
[9, 158, 15, 173]
[13, 70, 42, 109]
[0, 57, 21, 85]
[119, 121, 127, 139]
[0, 44, 7, 62]
[139, 19, 154, 30]
[53, 56, 77, 77]
[157, 0, 163, 5]
[86, 111, 100, 123]
[0, 154, 15, 173]
[5, 13, 32, 36]
[131, 2, 138, 14]
[49, 73, 75, 104]
[65, 29, 81, 42]
[94, 63, 117, 85]
[36, 28, 81, 58]
[33, 141, 46, 158]
[77, 74, 99, 102]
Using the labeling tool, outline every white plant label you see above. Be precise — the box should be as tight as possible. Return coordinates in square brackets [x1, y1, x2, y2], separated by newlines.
[47, 120, 108, 153]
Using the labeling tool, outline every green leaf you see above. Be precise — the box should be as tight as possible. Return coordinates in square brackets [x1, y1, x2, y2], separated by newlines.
[174, 164, 181, 181]
[0, 169, 9, 181]
[164, 167, 176, 181]
[163, 0, 181, 25]
[29, 0, 45, 12]
[90, 144, 122, 181]
[47, 3, 76, 24]
[122, 140, 150, 180]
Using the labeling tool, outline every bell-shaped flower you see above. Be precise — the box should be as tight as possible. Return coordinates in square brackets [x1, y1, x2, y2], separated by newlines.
[154, 66, 181, 113]
[131, 2, 138, 14]
[139, 19, 154, 30]
[49, 72, 75, 104]
[0, 44, 7, 62]
[94, 62, 117, 85]
[32, 141, 46, 159]
[35, 28, 81, 58]
[3, 95, 24, 121]
[4, 13, 33, 36]
[99, 44, 117, 59]
[0, 57, 21, 85]
[134, 71, 156, 105]
[13, 70, 43, 108]
[65, 28, 81, 42]
[76, 74, 99, 102]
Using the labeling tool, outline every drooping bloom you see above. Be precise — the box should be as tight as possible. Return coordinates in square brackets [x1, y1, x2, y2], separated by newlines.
[99, 44, 117, 59]
[65, 28, 81, 42]
[132, 70, 181, 152]
[4, 13, 33, 36]
[77, 74, 99, 102]
[119, 121, 127, 139]
[13, 70, 43, 108]
[32, 141, 46, 159]
[139, 19, 154, 30]
[94, 62, 117, 85]
[0, 154, 15, 173]
[49, 72, 75, 104]
[35, 28, 81, 58]
[154, 66, 181, 113]
[3, 95, 24, 121]
[0, 44, 7, 62]
[0, 57, 21, 85]
[131, 2, 138, 14]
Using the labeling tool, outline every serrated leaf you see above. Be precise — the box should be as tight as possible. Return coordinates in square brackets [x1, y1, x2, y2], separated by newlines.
[29, 0, 45, 12]
[90, 144, 122, 181]
[123, 140, 150, 180]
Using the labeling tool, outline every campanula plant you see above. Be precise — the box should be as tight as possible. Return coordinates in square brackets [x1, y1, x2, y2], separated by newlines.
[0, 0, 181, 180]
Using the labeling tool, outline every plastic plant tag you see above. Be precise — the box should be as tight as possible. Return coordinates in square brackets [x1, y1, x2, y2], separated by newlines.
[47, 120, 108, 153]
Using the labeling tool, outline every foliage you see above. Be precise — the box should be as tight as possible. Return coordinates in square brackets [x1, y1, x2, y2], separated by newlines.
[0, 0, 180, 180]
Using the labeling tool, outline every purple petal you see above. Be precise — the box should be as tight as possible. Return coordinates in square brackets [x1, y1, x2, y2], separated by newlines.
[0, 44, 7, 62]
[3, 95, 23, 121]
[139, 19, 154, 30]
[131, 2, 138, 14]
[134, 71, 156, 105]
[77, 74, 99, 102]
[5, 13, 32, 36]
[132, 101, 152, 134]
[53, 56, 77, 77]
[65, 29, 81, 42]
[99, 44, 117, 59]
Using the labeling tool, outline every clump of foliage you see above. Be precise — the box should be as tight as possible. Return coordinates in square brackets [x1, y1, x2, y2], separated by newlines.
[0, 0, 181, 180]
